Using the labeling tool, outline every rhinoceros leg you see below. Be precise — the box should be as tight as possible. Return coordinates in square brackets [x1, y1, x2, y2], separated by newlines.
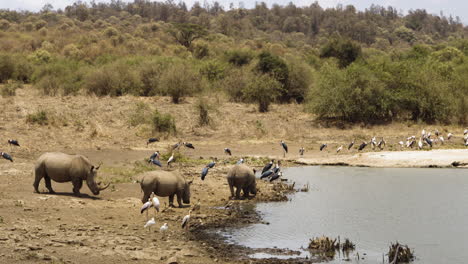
[242, 187, 249, 198]
[72, 178, 82, 196]
[33, 164, 44, 193]
[168, 194, 175, 207]
[235, 187, 242, 199]
[44, 175, 55, 194]
[176, 193, 183, 208]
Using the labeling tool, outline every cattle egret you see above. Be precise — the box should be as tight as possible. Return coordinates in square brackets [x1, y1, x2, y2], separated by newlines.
[422, 129, 426, 137]
[167, 153, 175, 167]
[280, 140, 288, 157]
[141, 198, 152, 219]
[348, 140, 355, 150]
[144, 217, 156, 232]
[262, 160, 274, 174]
[336, 145, 343, 153]
[152, 196, 160, 213]
[147, 138, 159, 146]
[224, 148, 232, 156]
[399, 141, 404, 148]
[236, 158, 244, 165]
[439, 136, 444, 144]
[181, 210, 192, 230]
[1, 152, 13, 162]
[160, 223, 168, 233]
[183, 142, 195, 149]
[447, 133, 453, 140]
[418, 138, 423, 149]
[299, 147, 305, 156]
[320, 143, 327, 151]
[201, 167, 209, 180]
[8, 139, 20, 147]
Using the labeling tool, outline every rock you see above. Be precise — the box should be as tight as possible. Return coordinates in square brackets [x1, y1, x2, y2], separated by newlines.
[166, 256, 178, 264]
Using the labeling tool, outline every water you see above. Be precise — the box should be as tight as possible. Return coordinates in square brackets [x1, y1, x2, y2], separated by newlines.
[221, 166, 468, 263]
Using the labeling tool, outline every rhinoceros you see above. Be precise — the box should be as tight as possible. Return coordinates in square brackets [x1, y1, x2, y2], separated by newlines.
[33, 152, 110, 196]
[139, 170, 192, 208]
[227, 164, 257, 199]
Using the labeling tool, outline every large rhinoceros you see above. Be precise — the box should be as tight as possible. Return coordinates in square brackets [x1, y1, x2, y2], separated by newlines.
[227, 164, 257, 199]
[139, 170, 192, 207]
[33, 152, 110, 196]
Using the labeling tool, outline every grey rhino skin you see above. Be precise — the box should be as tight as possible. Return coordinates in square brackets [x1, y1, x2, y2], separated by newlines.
[226, 164, 257, 199]
[34, 152, 109, 196]
[139, 170, 192, 207]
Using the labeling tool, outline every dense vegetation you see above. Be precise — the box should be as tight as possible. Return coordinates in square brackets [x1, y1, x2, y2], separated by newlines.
[0, 1, 467, 124]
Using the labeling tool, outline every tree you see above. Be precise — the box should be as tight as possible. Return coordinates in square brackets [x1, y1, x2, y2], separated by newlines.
[320, 37, 361, 68]
[168, 23, 207, 49]
[243, 74, 282, 112]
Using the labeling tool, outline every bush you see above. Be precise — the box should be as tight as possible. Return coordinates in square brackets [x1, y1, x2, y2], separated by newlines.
[199, 60, 225, 82]
[0, 54, 15, 83]
[320, 37, 362, 68]
[151, 110, 176, 135]
[26, 110, 49, 125]
[192, 42, 209, 59]
[138, 60, 166, 96]
[0, 19, 10, 30]
[225, 49, 254, 66]
[196, 99, 212, 126]
[32, 60, 84, 95]
[256, 51, 288, 85]
[243, 74, 282, 112]
[1, 81, 22, 97]
[85, 62, 142, 96]
[160, 63, 202, 103]
[222, 68, 251, 102]
[283, 61, 313, 103]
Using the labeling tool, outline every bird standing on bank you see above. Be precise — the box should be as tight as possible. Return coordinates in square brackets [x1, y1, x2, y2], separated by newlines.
[299, 147, 305, 156]
[348, 140, 355, 150]
[262, 160, 274, 174]
[336, 145, 343, 153]
[152, 196, 160, 213]
[320, 143, 327, 151]
[141, 198, 153, 220]
[1, 152, 13, 162]
[160, 223, 168, 235]
[181, 210, 192, 230]
[183, 142, 195, 149]
[144, 217, 156, 232]
[146, 138, 159, 146]
[167, 152, 175, 167]
[8, 139, 20, 147]
[201, 167, 209, 180]
[224, 148, 232, 156]
[280, 140, 288, 157]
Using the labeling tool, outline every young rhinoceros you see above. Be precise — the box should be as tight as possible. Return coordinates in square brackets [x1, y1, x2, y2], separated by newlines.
[139, 170, 192, 208]
[227, 164, 257, 199]
[34, 152, 109, 196]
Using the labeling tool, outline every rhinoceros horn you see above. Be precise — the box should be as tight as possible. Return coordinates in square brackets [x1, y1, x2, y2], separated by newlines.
[95, 161, 103, 170]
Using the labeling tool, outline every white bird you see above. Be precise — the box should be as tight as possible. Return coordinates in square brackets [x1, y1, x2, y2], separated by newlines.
[439, 136, 444, 144]
[421, 129, 426, 137]
[144, 217, 156, 232]
[181, 210, 192, 230]
[464, 128, 468, 135]
[152, 196, 160, 212]
[236, 158, 244, 165]
[398, 141, 404, 149]
[336, 145, 343, 153]
[160, 223, 168, 233]
[167, 152, 175, 167]
[427, 131, 431, 138]
[418, 138, 423, 149]
[141, 198, 152, 219]
[447, 133, 453, 140]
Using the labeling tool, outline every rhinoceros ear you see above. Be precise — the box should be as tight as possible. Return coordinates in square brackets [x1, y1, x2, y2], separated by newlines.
[90, 166, 95, 172]
[253, 169, 257, 174]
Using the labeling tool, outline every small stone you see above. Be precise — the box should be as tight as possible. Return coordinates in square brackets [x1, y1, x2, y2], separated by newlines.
[166, 256, 178, 264]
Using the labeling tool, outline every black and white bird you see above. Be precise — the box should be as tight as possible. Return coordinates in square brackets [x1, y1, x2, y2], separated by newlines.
[149, 151, 160, 161]
[183, 142, 195, 149]
[141, 198, 153, 219]
[280, 140, 288, 157]
[181, 210, 192, 230]
[370, 137, 377, 150]
[147, 138, 159, 146]
[358, 142, 367, 151]
[269, 171, 282, 182]
[336, 145, 343, 153]
[150, 158, 162, 167]
[299, 147, 305, 156]
[348, 140, 355, 150]
[272, 161, 281, 174]
[8, 139, 20, 147]
[260, 170, 273, 179]
[320, 143, 327, 151]
[447, 133, 453, 140]
[207, 160, 216, 169]
[224, 148, 232, 156]
[236, 158, 244, 165]
[1, 152, 13, 162]
[377, 138, 386, 150]
[399, 141, 404, 149]
[262, 160, 274, 174]
[167, 153, 175, 167]
[172, 142, 182, 150]
[425, 137, 433, 148]
[464, 128, 468, 135]
[201, 167, 209, 181]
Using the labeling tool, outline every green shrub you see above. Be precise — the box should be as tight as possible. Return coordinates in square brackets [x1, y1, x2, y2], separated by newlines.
[196, 98, 212, 126]
[222, 68, 251, 102]
[151, 110, 176, 134]
[225, 49, 254, 66]
[192, 42, 210, 59]
[320, 37, 362, 68]
[26, 110, 48, 125]
[243, 74, 282, 112]
[200, 60, 225, 82]
[138, 59, 167, 96]
[85, 62, 142, 96]
[0, 19, 10, 30]
[32, 60, 84, 95]
[0, 54, 15, 83]
[256, 51, 288, 85]
[160, 63, 202, 103]
[1, 81, 22, 97]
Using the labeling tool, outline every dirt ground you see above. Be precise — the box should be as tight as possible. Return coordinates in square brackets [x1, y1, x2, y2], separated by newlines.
[1, 86, 468, 264]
